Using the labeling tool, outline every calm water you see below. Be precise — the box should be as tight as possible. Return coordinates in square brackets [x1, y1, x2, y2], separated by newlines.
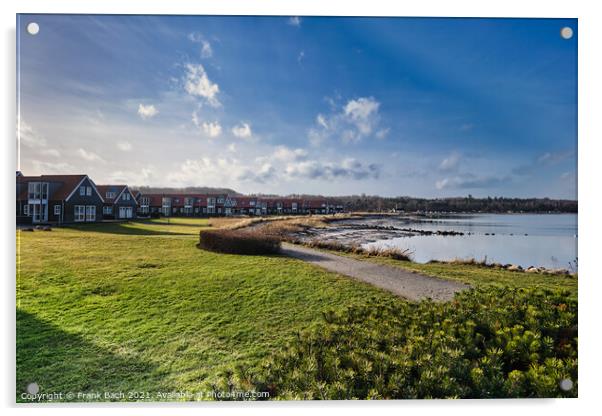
[363, 214, 577, 269]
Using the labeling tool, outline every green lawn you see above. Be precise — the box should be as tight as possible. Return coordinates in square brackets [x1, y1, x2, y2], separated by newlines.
[16, 219, 400, 401]
[330, 250, 578, 293]
[16, 219, 577, 401]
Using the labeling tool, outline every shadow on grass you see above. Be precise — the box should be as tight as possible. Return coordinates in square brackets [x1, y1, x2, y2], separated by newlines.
[65, 222, 192, 236]
[140, 219, 212, 228]
[16, 309, 170, 402]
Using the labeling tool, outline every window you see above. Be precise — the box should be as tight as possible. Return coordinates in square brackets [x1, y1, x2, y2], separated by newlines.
[122, 192, 130, 201]
[74, 205, 85, 222]
[23, 205, 30, 216]
[80, 186, 85, 196]
[85, 206, 96, 221]
[106, 191, 116, 199]
[103, 206, 113, 215]
[86, 186, 92, 196]
[54, 205, 61, 215]
[27, 182, 47, 200]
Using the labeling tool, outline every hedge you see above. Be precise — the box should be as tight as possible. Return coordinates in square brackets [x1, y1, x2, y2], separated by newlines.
[198, 229, 281, 255]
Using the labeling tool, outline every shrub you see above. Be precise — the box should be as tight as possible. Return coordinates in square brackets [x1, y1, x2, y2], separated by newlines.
[294, 239, 413, 261]
[218, 287, 577, 399]
[198, 229, 281, 255]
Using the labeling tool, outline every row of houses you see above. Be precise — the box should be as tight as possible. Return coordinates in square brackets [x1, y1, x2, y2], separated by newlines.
[16, 172, 344, 225]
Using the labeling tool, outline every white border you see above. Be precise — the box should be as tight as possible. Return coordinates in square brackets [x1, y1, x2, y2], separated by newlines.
[2, 1, 601, 416]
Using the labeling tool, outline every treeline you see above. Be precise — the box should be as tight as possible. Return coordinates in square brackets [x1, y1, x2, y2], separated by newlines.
[314, 195, 577, 213]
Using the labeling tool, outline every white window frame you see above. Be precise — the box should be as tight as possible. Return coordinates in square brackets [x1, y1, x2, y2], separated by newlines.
[85, 205, 96, 222]
[74, 205, 86, 222]
[54, 205, 61, 215]
[86, 186, 92, 196]
[23, 204, 30, 216]
[79, 186, 85, 196]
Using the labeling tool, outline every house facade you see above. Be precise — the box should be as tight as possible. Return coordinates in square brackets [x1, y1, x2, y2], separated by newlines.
[16, 172, 345, 225]
[16, 174, 104, 225]
[96, 185, 138, 220]
[136, 193, 344, 217]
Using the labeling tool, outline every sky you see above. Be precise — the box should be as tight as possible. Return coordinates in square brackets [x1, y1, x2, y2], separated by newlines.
[17, 15, 577, 198]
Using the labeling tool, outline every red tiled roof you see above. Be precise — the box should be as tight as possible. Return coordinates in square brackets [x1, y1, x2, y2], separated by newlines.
[96, 185, 127, 203]
[16, 174, 89, 201]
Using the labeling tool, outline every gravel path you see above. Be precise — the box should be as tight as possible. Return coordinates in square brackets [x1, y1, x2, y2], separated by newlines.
[281, 243, 469, 302]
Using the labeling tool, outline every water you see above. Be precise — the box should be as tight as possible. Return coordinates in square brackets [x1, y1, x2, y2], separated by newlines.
[362, 214, 577, 270]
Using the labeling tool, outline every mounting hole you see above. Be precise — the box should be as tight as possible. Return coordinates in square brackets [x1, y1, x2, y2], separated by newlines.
[560, 27, 573, 40]
[559, 378, 573, 391]
[27, 22, 39, 35]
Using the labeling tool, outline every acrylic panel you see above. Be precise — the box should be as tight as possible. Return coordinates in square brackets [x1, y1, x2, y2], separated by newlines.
[16, 14, 578, 402]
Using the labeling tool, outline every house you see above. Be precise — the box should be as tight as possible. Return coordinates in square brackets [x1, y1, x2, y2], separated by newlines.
[133, 191, 151, 217]
[16, 174, 104, 224]
[96, 185, 138, 220]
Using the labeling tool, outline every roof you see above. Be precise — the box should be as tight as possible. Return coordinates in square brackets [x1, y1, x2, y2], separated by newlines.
[17, 174, 91, 201]
[96, 185, 127, 203]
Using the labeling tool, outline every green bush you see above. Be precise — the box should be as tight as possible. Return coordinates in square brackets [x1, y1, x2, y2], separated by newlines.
[198, 229, 281, 255]
[218, 287, 577, 399]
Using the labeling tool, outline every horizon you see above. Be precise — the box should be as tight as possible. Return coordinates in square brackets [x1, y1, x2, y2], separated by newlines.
[17, 15, 577, 199]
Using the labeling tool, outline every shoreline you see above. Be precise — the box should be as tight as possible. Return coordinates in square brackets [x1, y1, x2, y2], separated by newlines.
[244, 213, 577, 276]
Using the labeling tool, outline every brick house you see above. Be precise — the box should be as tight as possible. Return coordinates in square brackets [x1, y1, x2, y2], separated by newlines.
[16, 174, 104, 225]
[96, 185, 138, 220]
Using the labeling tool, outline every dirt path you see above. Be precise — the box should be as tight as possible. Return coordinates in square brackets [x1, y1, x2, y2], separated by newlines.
[281, 243, 469, 302]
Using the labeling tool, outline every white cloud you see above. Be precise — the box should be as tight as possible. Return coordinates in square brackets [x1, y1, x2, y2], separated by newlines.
[316, 114, 328, 129]
[288, 16, 302, 27]
[77, 148, 105, 163]
[343, 97, 381, 139]
[31, 160, 75, 174]
[435, 174, 511, 190]
[227, 143, 237, 152]
[137, 104, 158, 119]
[109, 167, 155, 185]
[117, 141, 132, 152]
[18, 119, 46, 147]
[168, 157, 238, 186]
[285, 158, 381, 180]
[232, 122, 252, 139]
[41, 148, 61, 157]
[188, 32, 214, 58]
[184, 63, 220, 107]
[200, 40, 213, 59]
[309, 96, 386, 145]
[297, 50, 305, 63]
[375, 128, 390, 139]
[191, 111, 200, 127]
[272, 145, 308, 162]
[187, 32, 203, 42]
[202, 121, 222, 138]
[438, 151, 462, 172]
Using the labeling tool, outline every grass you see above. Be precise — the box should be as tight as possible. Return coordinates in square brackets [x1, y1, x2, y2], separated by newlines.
[16, 218, 400, 402]
[16, 217, 577, 401]
[328, 248, 577, 293]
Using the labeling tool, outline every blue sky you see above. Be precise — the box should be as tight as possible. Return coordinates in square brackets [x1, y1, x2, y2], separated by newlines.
[17, 15, 577, 198]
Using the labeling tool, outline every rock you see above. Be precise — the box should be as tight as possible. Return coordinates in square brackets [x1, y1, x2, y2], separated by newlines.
[525, 267, 540, 273]
[507, 264, 523, 272]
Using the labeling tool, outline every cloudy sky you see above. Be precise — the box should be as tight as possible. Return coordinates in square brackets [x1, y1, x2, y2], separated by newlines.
[17, 15, 577, 198]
